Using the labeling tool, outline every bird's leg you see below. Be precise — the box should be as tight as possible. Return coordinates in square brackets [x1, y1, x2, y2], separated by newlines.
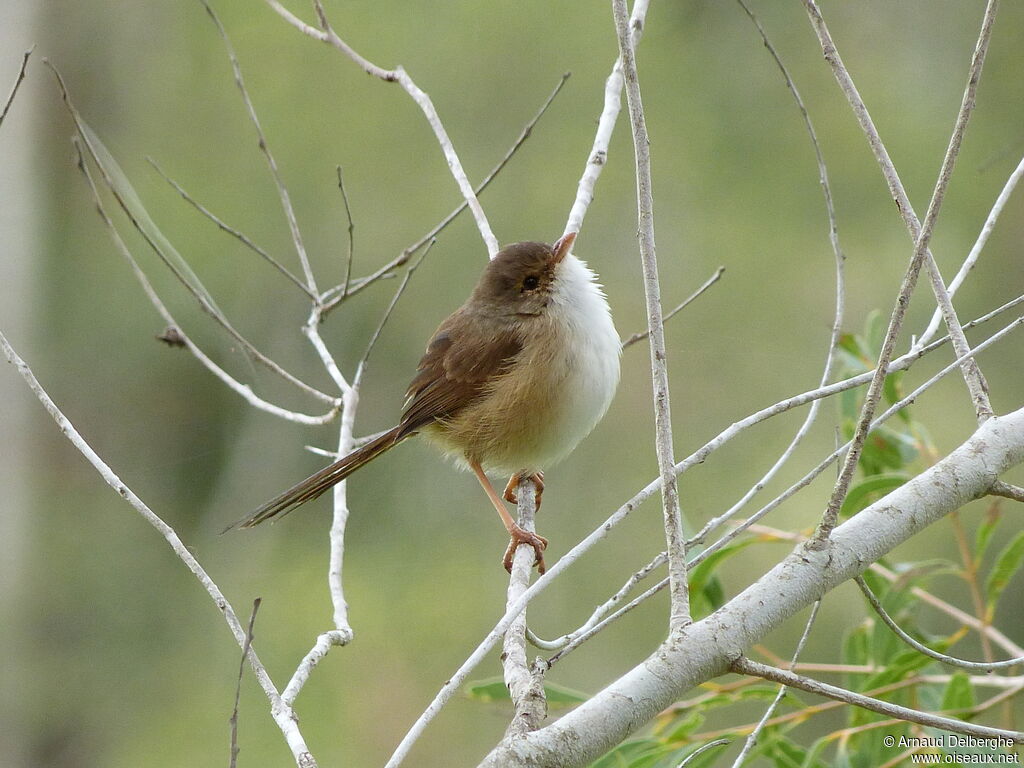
[470, 460, 547, 574]
[502, 471, 545, 509]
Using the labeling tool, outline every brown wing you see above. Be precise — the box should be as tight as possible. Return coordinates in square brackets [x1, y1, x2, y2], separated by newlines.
[397, 309, 522, 439]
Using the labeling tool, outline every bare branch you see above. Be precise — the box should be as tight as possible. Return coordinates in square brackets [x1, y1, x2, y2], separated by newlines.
[855, 576, 1024, 671]
[918, 154, 1024, 348]
[200, 0, 319, 294]
[0, 331, 318, 767]
[803, 0, 998, 423]
[612, 0, 689, 630]
[282, 629, 352, 706]
[990, 481, 1024, 503]
[730, 601, 821, 767]
[147, 157, 314, 299]
[502, 479, 547, 739]
[319, 72, 571, 313]
[352, 241, 434, 391]
[808, 0, 1000, 538]
[336, 165, 355, 299]
[230, 598, 262, 768]
[266, 0, 499, 256]
[75, 138, 340, 425]
[565, 0, 650, 235]
[731, 656, 1024, 744]
[0, 46, 32, 128]
[48, 62, 337, 405]
[532, 551, 666, 653]
[621, 266, 724, 349]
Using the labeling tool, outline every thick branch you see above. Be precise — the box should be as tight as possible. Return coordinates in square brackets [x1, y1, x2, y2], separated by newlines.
[479, 407, 1024, 766]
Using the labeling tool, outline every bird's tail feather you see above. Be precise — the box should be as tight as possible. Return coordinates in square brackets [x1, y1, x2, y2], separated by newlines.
[224, 425, 405, 531]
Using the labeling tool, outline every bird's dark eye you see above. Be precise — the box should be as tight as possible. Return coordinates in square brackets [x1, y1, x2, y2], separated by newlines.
[522, 275, 540, 291]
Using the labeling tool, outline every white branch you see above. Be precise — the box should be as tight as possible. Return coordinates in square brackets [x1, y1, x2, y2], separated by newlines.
[479, 406, 1024, 766]
[0, 331, 318, 768]
[917, 154, 1024, 349]
[612, 0, 689, 630]
[266, 0, 499, 257]
[564, 0, 649, 236]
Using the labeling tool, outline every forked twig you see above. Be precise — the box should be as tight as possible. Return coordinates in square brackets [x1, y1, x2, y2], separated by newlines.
[320, 71, 572, 313]
[0, 331, 318, 768]
[200, 0, 319, 294]
[266, 0, 499, 256]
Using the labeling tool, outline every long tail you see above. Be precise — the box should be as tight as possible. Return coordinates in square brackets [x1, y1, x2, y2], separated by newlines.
[225, 425, 406, 531]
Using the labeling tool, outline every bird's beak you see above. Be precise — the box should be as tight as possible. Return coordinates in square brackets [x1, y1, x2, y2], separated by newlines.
[550, 231, 577, 265]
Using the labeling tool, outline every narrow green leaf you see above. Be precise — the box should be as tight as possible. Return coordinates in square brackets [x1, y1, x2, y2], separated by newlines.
[985, 531, 1024, 611]
[840, 473, 910, 518]
[940, 672, 975, 711]
[464, 677, 588, 708]
[974, 508, 1002, 568]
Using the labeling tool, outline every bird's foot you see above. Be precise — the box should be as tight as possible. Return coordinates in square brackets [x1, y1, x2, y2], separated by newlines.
[503, 525, 548, 574]
[503, 471, 545, 509]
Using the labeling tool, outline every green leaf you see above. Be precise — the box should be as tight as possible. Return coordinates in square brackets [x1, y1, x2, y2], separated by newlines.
[74, 118, 225, 318]
[840, 473, 910, 518]
[664, 709, 704, 741]
[464, 677, 588, 708]
[941, 672, 975, 711]
[864, 310, 886, 358]
[974, 508, 1002, 569]
[688, 538, 758, 618]
[985, 530, 1024, 611]
[590, 739, 663, 768]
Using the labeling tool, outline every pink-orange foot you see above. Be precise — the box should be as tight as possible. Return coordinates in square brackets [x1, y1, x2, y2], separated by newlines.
[503, 524, 548, 574]
[503, 471, 545, 509]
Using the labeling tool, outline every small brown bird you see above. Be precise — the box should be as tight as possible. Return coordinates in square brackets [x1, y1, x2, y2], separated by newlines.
[230, 232, 620, 573]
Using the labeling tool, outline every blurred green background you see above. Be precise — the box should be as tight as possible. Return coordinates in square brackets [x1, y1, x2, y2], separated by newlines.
[1, 0, 1022, 765]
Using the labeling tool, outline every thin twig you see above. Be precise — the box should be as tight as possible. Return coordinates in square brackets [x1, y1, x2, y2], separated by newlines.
[803, 0, 998, 424]
[990, 481, 1024, 503]
[709, 0, 847, 556]
[282, 630, 352, 706]
[267, 0, 499, 256]
[558, 316, 1024, 654]
[503, 479, 547, 739]
[730, 601, 821, 767]
[0, 46, 33, 128]
[0, 331, 318, 767]
[74, 139, 339, 425]
[200, 0, 319, 294]
[147, 157, 314, 298]
[808, 0, 999, 539]
[917, 155, 1024, 349]
[320, 72, 572, 313]
[352, 241, 434, 391]
[621, 266, 724, 349]
[855, 576, 1024, 671]
[230, 598, 262, 768]
[530, 551, 666, 652]
[731, 656, 1024, 743]
[612, 0, 689, 631]
[336, 165, 355, 299]
[565, 0, 651, 235]
[679, 739, 730, 767]
[47, 62, 337, 405]
[696, 315, 1023, 567]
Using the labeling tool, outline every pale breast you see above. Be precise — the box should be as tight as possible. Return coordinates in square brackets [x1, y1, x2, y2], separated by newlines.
[429, 254, 620, 474]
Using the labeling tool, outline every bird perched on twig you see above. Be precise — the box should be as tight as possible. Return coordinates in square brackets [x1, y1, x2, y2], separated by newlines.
[228, 232, 620, 573]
